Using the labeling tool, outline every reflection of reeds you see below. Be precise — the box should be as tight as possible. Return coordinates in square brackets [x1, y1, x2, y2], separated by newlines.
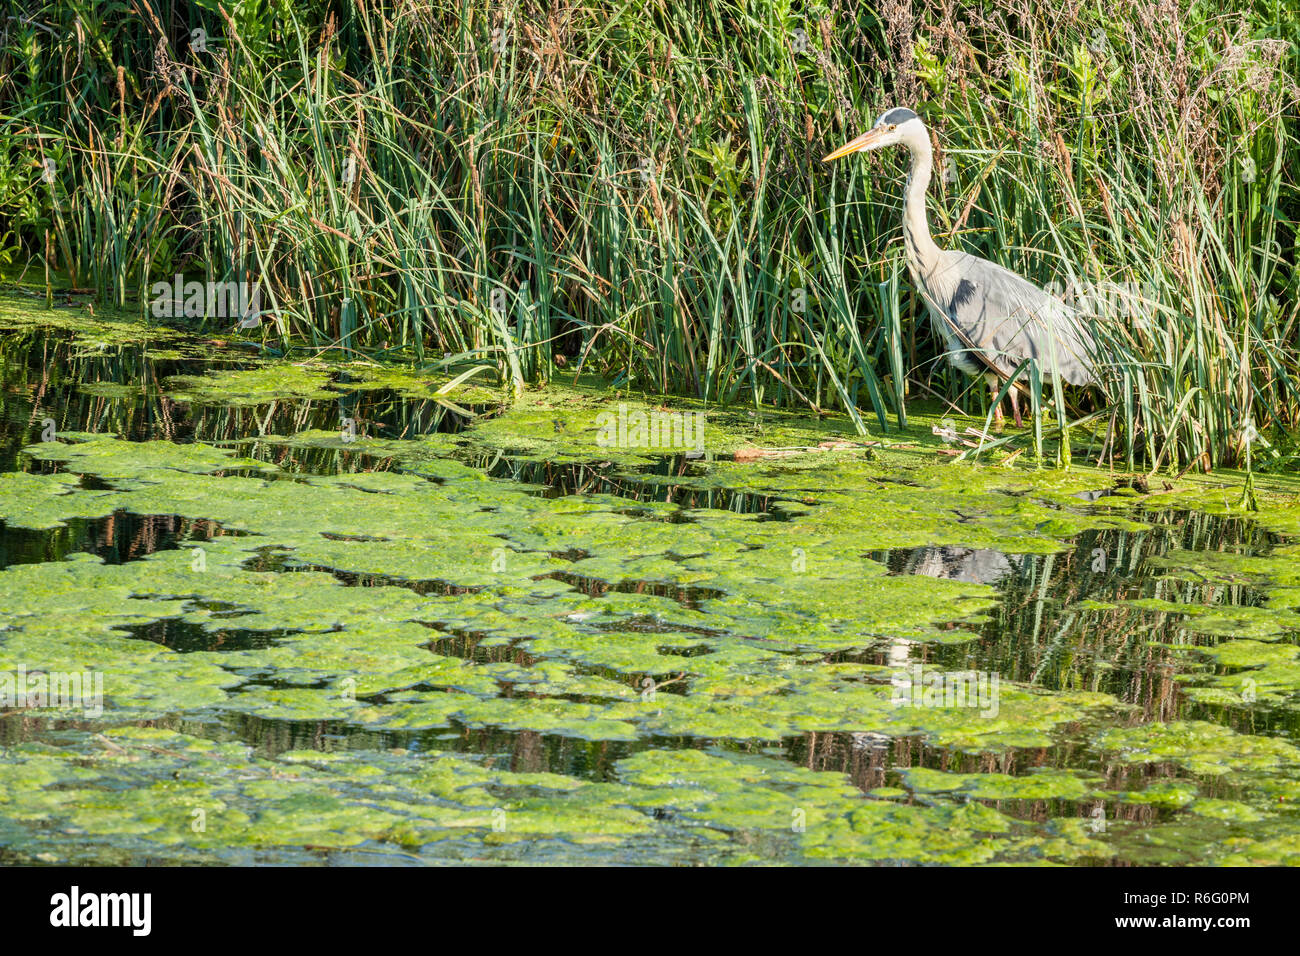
[789, 724, 1261, 846]
[0, 328, 488, 476]
[3, 2, 1296, 471]
[0, 329, 177, 450]
[917, 510, 1295, 740]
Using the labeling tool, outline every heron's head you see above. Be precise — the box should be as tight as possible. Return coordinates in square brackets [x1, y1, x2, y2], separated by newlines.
[822, 107, 926, 162]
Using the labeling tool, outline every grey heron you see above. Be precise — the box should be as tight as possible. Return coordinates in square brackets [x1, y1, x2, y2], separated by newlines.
[824, 107, 1097, 427]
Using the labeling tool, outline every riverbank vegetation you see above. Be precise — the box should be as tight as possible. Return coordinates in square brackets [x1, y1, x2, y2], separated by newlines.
[1, 0, 1296, 469]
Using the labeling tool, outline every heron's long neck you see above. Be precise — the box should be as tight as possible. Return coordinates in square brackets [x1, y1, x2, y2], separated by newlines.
[902, 138, 942, 277]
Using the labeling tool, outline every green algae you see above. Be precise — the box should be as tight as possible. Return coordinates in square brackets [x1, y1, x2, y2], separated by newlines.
[0, 472, 113, 530]
[329, 362, 500, 405]
[166, 366, 341, 405]
[164, 361, 500, 408]
[4, 328, 1300, 864]
[1113, 779, 1200, 808]
[0, 292, 188, 348]
[1097, 721, 1300, 776]
[0, 726, 1105, 864]
[611, 748, 1104, 864]
[21, 435, 278, 485]
[900, 766, 1101, 801]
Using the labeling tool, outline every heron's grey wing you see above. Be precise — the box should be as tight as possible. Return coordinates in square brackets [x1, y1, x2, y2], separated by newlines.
[928, 252, 1097, 386]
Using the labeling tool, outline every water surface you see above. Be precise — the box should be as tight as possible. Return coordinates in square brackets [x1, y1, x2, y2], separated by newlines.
[2, 310, 1298, 865]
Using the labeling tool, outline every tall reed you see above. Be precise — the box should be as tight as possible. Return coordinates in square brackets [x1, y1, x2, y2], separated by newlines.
[0, 0, 1295, 470]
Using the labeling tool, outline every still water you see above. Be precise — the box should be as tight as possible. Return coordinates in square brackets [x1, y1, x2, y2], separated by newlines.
[1, 308, 1298, 865]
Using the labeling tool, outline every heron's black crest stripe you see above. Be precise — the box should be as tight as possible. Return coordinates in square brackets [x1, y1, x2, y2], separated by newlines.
[881, 107, 918, 125]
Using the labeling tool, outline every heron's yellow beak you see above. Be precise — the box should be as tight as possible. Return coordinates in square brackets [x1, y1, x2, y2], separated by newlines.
[821, 128, 887, 163]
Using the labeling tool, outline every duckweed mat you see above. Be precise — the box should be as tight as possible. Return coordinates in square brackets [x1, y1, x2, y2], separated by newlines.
[2, 302, 1299, 864]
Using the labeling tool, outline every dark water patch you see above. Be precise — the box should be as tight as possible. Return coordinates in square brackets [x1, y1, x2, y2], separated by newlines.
[204, 711, 654, 781]
[610, 505, 699, 524]
[587, 614, 725, 637]
[871, 475, 923, 488]
[476, 453, 783, 515]
[239, 544, 293, 570]
[330, 386, 482, 437]
[0, 510, 247, 570]
[239, 548, 480, 596]
[231, 388, 482, 454]
[193, 599, 259, 620]
[657, 643, 714, 658]
[479, 451, 699, 492]
[424, 628, 541, 667]
[243, 551, 485, 598]
[244, 445, 400, 478]
[1072, 488, 1117, 502]
[256, 672, 336, 689]
[421, 626, 690, 697]
[540, 570, 726, 609]
[655, 488, 788, 517]
[548, 547, 591, 561]
[782, 729, 1251, 816]
[313, 568, 482, 597]
[121, 617, 289, 653]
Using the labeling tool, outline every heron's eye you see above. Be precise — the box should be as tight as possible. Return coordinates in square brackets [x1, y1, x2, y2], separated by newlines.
[889, 124, 896, 131]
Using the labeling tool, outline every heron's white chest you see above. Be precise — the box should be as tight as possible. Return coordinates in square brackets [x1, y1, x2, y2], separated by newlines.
[907, 257, 980, 378]
[925, 303, 981, 376]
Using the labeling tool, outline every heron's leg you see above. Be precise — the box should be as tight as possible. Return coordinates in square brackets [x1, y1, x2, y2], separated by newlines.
[1009, 387, 1023, 428]
[985, 373, 1004, 425]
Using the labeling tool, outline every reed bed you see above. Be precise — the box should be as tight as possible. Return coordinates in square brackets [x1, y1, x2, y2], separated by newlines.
[0, 0, 1296, 470]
